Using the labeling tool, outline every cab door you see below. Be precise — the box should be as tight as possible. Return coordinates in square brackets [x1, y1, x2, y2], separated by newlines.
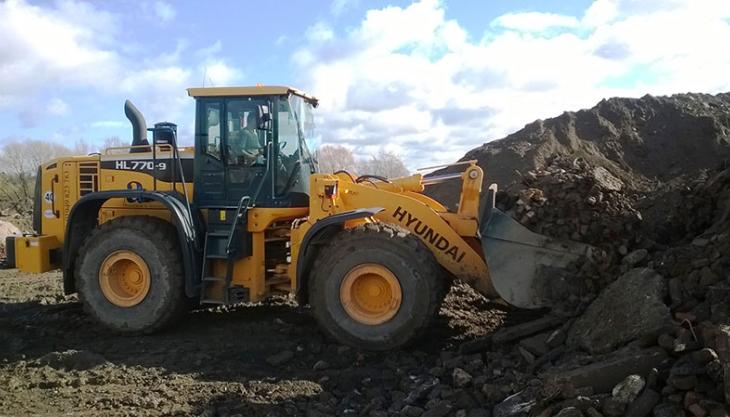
[222, 98, 270, 204]
[194, 99, 226, 205]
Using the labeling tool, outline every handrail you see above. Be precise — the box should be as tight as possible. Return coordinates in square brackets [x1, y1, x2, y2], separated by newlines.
[226, 196, 251, 255]
[417, 160, 477, 172]
[102, 144, 176, 155]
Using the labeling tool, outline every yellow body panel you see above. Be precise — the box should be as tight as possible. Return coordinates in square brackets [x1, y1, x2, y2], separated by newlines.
[21, 135, 493, 306]
[293, 163, 497, 298]
[14, 235, 61, 273]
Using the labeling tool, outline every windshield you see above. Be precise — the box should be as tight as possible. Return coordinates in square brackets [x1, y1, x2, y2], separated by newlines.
[276, 95, 318, 196]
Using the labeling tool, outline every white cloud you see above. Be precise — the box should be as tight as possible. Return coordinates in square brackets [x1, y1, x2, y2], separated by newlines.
[195, 41, 244, 87]
[331, 0, 358, 16]
[153, 1, 176, 23]
[492, 12, 579, 32]
[0, 1, 218, 132]
[91, 120, 126, 129]
[201, 60, 242, 87]
[0, 0, 118, 108]
[293, 0, 730, 169]
[47, 98, 69, 116]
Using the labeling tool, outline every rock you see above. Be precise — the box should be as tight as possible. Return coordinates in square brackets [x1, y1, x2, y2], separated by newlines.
[602, 397, 625, 417]
[667, 375, 697, 390]
[715, 325, 730, 403]
[568, 268, 672, 354]
[401, 405, 424, 417]
[547, 329, 567, 348]
[622, 249, 648, 266]
[421, 403, 452, 417]
[517, 346, 535, 364]
[543, 348, 667, 393]
[691, 348, 718, 364]
[493, 316, 564, 345]
[653, 402, 684, 417]
[519, 332, 551, 356]
[688, 403, 708, 417]
[452, 368, 472, 388]
[405, 378, 439, 404]
[692, 238, 711, 247]
[492, 387, 538, 417]
[585, 407, 604, 417]
[313, 360, 330, 371]
[658, 333, 676, 350]
[460, 315, 562, 354]
[699, 267, 720, 287]
[593, 167, 623, 192]
[466, 409, 490, 417]
[626, 388, 660, 417]
[555, 407, 584, 417]
[611, 374, 645, 403]
[266, 350, 294, 366]
[37, 350, 107, 371]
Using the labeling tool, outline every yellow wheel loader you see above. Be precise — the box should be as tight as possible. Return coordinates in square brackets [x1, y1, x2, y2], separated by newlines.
[6, 86, 588, 350]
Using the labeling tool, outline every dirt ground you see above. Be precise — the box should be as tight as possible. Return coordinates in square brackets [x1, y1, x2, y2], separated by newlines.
[0, 268, 512, 417]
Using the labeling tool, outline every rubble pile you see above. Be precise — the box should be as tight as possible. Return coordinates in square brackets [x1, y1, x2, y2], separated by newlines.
[497, 157, 644, 258]
[470, 168, 730, 417]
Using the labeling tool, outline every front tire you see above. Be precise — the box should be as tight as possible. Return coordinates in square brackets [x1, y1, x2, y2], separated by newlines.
[309, 223, 444, 350]
[75, 216, 186, 333]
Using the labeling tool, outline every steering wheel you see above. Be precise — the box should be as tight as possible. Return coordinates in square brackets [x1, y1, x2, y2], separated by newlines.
[279, 141, 287, 150]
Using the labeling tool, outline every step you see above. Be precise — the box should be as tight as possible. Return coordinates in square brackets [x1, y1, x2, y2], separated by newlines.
[204, 254, 229, 259]
[266, 276, 290, 286]
[200, 298, 226, 305]
[206, 232, 231, 237]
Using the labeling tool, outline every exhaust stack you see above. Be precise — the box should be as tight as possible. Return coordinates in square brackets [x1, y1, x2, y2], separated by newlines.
[124, 100, 147, 146]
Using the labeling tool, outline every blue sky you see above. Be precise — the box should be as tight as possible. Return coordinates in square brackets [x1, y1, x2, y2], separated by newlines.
[1, 0, 729, 168]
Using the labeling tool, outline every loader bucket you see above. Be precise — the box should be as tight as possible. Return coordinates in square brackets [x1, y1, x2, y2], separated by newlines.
[479, 189, 591, 309]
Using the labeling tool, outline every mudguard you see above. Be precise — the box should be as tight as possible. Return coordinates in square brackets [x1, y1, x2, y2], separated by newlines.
[295, 207, 384, 303]
[63, 190, 202, 298]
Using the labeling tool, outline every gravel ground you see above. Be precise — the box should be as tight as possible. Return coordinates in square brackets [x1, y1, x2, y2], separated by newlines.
[0, 269, 511, 417]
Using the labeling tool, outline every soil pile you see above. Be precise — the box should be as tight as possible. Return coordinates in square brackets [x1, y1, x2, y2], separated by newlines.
[430, 92, 730, 223]
[423, 92, 730, 416]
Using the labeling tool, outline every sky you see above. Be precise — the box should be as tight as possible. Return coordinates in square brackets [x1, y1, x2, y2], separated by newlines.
[1, 0, 730, 169]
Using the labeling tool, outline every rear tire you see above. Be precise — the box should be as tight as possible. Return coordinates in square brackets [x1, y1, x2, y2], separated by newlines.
[309, 223, 444, 350]
[75, 216, 186, 333]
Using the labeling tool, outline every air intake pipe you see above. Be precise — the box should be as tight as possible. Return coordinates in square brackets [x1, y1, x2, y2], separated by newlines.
[124, 100, 147, 146]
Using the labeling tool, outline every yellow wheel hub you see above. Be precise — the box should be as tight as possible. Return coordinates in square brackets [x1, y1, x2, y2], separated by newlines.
[340, 264, 402, 325]
[99, 250, 151, 307]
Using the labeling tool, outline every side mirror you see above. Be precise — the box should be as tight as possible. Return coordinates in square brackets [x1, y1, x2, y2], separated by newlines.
[256, 104, 272, 131]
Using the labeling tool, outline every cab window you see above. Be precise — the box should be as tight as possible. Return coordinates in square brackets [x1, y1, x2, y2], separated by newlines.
[201, 102, 221, 160]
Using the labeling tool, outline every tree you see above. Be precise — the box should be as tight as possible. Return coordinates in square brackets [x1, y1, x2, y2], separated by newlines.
[315, 144, 358, 174]
[0, 140, 73, 213]
[315, 145, 410, 178]
[358, 150, 410, 178]
[101, 136, 126, 152]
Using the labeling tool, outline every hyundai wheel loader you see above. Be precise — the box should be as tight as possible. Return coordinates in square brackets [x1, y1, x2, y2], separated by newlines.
[5, 86, 588, 350]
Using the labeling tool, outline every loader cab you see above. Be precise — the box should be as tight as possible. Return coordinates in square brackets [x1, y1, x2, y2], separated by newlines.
[188, 86, 319, 208]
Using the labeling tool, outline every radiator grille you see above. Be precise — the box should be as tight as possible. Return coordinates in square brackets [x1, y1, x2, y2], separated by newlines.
[78, 162, 99, 196]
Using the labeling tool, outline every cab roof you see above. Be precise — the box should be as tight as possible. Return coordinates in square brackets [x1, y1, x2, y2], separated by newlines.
[186, 85, 318, 106]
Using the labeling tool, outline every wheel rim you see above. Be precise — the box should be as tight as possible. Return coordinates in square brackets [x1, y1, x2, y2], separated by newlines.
[99, 250, 151, 307]
[340, 263, 402, 325]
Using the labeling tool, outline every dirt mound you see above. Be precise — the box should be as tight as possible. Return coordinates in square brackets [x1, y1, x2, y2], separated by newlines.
[429, 92, 730, 205]
[0, 220, 20, 243]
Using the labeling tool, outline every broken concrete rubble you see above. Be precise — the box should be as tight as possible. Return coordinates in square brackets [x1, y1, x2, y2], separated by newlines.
[567, 268, 672, 354]
[542, 348, 667, 394]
